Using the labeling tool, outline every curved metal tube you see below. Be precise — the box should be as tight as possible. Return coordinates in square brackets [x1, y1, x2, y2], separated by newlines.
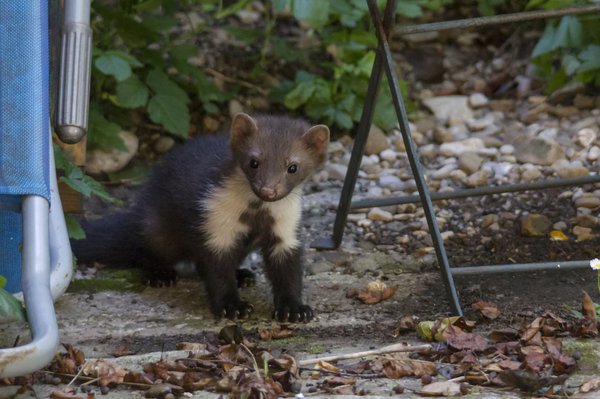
[0, 196, 59, 378]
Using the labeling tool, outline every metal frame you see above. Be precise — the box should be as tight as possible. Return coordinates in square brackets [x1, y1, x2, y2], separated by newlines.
[312, 1, 600, 316]
[0, 0, 91, 378]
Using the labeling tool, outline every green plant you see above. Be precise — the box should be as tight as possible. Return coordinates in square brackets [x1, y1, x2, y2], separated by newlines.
[89, 0, 237, 145]
[0, 275, 26, 323]
[528, 0, 600, 92]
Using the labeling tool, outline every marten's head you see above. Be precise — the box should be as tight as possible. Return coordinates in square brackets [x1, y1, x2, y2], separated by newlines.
[230, 113, 329, 202]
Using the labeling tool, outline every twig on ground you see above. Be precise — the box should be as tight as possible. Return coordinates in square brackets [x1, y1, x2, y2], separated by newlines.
[298, 343, 432, 366]
[66, 361, 88, 387]
[203, 67, 268, 95]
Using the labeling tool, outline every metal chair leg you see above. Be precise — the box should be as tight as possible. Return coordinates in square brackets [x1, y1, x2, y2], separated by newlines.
[0, 196, 59, 378]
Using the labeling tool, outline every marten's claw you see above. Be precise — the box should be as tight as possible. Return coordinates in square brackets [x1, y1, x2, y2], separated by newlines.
[221, 300, 253, 320]
[274, 304, 313, 323]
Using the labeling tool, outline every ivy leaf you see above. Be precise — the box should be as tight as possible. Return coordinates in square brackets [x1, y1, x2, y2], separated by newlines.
[553, 16, 584, 49]
[147, 94, 190, 137]
[396, 2, 423, 18]
[94, 54, 132, 81]
[65, 214, 86, 240]
[54, 146, 120, 204]
[116, 76, 149, 108]
[532, 24, 556, 58]
[142, 15, 178, 32]
[146, 69, 190, 104]
[88, 110, 126, 151]
[284, 80, 317, 109]
[0, 287, 26, 322]
[103, 50, 143, 67]
[578, 44, 600, 73]
[292, 0, 330, 28]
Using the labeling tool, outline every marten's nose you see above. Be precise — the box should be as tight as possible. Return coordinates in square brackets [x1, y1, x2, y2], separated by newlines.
[260, 187, 277, 200]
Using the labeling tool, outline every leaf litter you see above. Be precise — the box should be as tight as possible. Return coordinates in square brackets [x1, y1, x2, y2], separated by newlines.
[3, 295, 599, 398]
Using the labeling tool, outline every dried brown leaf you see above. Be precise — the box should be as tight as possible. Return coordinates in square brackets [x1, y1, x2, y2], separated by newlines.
[82, 359, 128, 387]
[488, 328, 519, 342]
[49, 390, 83, 399]
[396, 315, 418, 333]
[316, 360, 341, 373]
[499, 369, 552, 392]
[444, 325, 488, 352]
[522, 352, 547, 372]
[350, 281, 398, 305]
[418, 380, 462, 396]
[176, 342, 208, 352]
[379, 359, 436, 379]
[322, 375, 356, 387]
[580, 377, 600, 393]
[521, 317, 543, 342]
[471, 300, 500, 320]
[110, 345, 135, 357]
[258, 325, 295, 341]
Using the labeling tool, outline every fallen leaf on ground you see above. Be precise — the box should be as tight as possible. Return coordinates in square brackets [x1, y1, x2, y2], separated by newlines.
[499, 369, 552, 392]
[417, 316, 475, 342]
[580, 377, 600, 393]
[258, 325, 295, 340]
[471, 300, 500, 320]
[395, 315, 418, 334]
[578, 291, 598, 336]
[49, 388, 83, 399]
[176, 342, 208, 351]
[346, 280, 398, 304]
[418, 380, 462, 396]
[374, 358, 436, 379]
[322, 375, 356, 387]
[521, 316, 543, 342]
[82, 359, 128, 386]
[110, 345, 135, 357]
[444, 325, 488, 352]
[550, 230, 568, 241]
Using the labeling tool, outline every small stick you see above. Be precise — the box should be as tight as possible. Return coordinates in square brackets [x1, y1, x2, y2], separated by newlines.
[298, 343, 432, 366]
[66, 361, 88, 387]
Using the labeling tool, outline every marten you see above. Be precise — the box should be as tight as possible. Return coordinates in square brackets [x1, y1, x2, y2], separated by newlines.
[71, 113, 330, 323]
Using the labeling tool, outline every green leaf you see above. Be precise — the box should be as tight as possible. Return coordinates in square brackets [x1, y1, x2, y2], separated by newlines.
[284, 80, 317, 109]
[116, 77, 149, 108]
[65, 214, 86, 240]
[396, 2, 423, 18]
[578, 44, 600, 72]
[553, 16, 584, 49]
[0, 276, 6, 288]
[94, 54, 132, 81]
[142, 15, 178, 32]
[103, 51, 143, 67]
[88, 110, 126, 151]
[292, 0, 330, 28]
[54, 146, 121, 204]
[215, 0, 251, 18]
[532, 24, 556, 58]
[0, 288, 26, 322]
[171, 44, 198, 65]
[146, 70, 190, 104]
[147, 94, 190, 137]
[562, 53, 581, 75]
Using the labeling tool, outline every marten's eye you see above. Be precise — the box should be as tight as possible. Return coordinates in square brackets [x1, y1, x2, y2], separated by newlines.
[250, 159, 259, 169]
[287, 164, 298, 174]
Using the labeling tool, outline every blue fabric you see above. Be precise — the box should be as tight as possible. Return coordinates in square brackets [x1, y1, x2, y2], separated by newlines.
[0, 197, 22, 294]
[0, 2, 51, 292]
[0, 2, 50, 200]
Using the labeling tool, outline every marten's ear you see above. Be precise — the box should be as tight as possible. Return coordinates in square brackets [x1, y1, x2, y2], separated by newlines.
[231, 113, 258, 143]
[302, 124, 330, 154]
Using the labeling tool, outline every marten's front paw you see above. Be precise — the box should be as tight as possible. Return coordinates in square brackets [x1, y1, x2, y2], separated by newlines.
[143, 268, 177, 287]
[273, 302, 313, 323]
[236, 268, 256, 288]
[217, 299, 254, 320]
